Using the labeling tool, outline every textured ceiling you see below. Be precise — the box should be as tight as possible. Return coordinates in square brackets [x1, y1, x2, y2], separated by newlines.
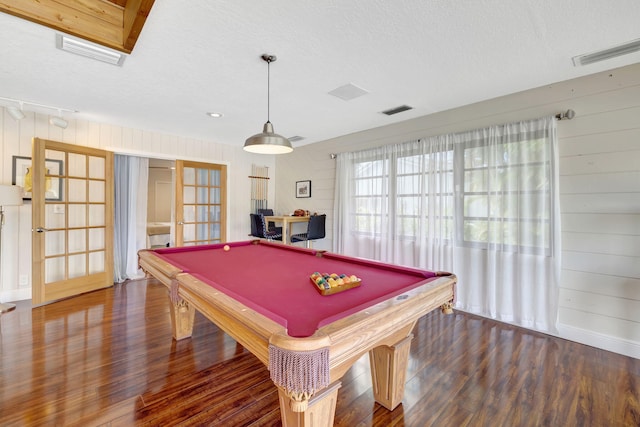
[1, 1, 639, 149]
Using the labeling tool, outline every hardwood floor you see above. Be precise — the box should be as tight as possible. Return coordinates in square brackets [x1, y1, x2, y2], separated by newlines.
[0, 279, 638, 426]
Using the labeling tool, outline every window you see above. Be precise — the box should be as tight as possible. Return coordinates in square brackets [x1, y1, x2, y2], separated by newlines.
[335, 116, 559, 334]
[349, 131, 553, 254]
[395, 150, 454, 240]
[458, 134, 552, 254]
[353, 158, 388, 234]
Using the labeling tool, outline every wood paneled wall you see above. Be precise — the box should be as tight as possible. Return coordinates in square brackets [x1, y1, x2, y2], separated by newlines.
[0, 109, 275, 302]
[276, 62, 640, 358]
[557, 98, 640, 353]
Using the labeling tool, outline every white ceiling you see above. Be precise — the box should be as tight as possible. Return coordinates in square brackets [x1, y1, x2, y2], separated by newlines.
[1, 0, 639, 149]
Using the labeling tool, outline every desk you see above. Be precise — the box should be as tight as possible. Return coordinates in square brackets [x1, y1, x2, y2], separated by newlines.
[138, 240, 455, 427]
[265, 215, 310, 244]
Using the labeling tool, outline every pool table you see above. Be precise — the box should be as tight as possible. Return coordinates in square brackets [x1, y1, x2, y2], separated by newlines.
[138, 240, 456, 427]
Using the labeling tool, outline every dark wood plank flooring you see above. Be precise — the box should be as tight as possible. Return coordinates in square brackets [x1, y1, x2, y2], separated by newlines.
[0, 279, 638, 426]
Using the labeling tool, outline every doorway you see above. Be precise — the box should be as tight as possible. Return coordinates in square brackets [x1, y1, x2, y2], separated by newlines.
[147, 158, 174, 248]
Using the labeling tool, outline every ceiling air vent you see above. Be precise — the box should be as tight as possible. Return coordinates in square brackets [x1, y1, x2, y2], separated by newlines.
[381, 105, 413, 116]
[288, 136, 305, 142]
[56, 34, 127, 66]
[572, 38, 640, 66]
[328, 83, 369, 101]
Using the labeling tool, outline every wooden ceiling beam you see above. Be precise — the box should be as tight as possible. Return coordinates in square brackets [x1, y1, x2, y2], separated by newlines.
[0, 0, 155, 54]
[122, 0, 155, 52]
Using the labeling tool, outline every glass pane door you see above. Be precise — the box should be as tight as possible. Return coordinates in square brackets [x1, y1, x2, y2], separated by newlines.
[175, 160, 226, 246]
[32, 138, 114, 305]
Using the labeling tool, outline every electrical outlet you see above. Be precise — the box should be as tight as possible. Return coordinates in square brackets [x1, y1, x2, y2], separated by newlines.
[19, 274, 28, 286]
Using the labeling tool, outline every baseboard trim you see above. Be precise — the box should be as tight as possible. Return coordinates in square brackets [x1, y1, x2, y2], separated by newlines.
[1, 289, 31, 304]
[558, 323, 640, 360]
[454, 308, 640, 360]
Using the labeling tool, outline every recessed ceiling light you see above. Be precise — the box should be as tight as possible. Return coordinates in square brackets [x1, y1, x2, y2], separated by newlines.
[207, 112, 223, 118]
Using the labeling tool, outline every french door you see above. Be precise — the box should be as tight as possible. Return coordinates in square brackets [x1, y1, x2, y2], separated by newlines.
[175, 160, 227, 246]
[31, 138, 114, 305]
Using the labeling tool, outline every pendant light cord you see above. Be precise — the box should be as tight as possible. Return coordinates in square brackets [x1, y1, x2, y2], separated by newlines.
[261, 54, 276, 124]
[266, 57, 271, 123]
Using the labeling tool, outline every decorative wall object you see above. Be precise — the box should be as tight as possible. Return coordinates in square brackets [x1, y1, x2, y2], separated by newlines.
[296, 180, 311, 198]
[12, 155, 63, 201]
[249, 164, 270, 212]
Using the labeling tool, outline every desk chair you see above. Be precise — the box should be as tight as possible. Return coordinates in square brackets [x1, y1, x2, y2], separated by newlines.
[249, 213, 259, 237]
[257, 209, 282, 234]
[291, 214, 326, 248]
[250, 213, 282, 241]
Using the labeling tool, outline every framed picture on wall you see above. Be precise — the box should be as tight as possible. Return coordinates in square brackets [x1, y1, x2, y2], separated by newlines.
[296, 180, 311, 198]
[12, 155, 64, 201]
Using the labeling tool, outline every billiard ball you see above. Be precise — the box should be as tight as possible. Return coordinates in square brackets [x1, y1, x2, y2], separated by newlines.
[223, 245, 230, 251]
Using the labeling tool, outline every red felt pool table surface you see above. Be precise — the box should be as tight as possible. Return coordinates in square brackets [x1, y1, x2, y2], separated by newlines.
[151, 240, 441, 337]
[139, 239, 456, 425]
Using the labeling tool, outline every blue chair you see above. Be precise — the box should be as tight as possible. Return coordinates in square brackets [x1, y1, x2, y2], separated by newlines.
[257, 208, 282, 234]
[250, 213, 282, 241]
[291, 214, 326, 248]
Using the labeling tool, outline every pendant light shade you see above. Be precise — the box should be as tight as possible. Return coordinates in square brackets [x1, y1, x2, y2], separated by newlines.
[244, 54, 293, 154]
[244, 121, 293, 154]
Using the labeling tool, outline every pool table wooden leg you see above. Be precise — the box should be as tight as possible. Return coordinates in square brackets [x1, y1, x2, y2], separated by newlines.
[168, 297, 195, 340]
[369, 334, 414, 410]
[278, 381, 341, 427]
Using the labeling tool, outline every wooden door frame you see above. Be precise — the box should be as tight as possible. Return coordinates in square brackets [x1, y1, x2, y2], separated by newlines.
[174, 160, 227, 246]
[31, 138, 114, 305]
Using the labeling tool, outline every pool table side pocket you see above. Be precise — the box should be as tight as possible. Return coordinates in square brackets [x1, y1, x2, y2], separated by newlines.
[321, 276, 455, 355]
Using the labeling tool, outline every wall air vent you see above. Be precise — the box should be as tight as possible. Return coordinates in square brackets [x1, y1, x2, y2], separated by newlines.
[381, 105, 413, 116]
[572, 38, 640, 66]
[56, 34, 127, 66]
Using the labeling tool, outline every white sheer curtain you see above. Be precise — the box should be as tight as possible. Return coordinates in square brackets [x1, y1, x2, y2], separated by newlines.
[333, 116, 560, 334]
[114, 155, 149, 283]
[334, 138, 455, 271]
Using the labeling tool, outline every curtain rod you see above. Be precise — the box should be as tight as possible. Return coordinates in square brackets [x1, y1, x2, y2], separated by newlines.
[555, 109, 575, 120]
[329, 111, 576, 158]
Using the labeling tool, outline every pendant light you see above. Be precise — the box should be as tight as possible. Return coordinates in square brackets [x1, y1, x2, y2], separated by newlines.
[243, 54, 293, 154]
